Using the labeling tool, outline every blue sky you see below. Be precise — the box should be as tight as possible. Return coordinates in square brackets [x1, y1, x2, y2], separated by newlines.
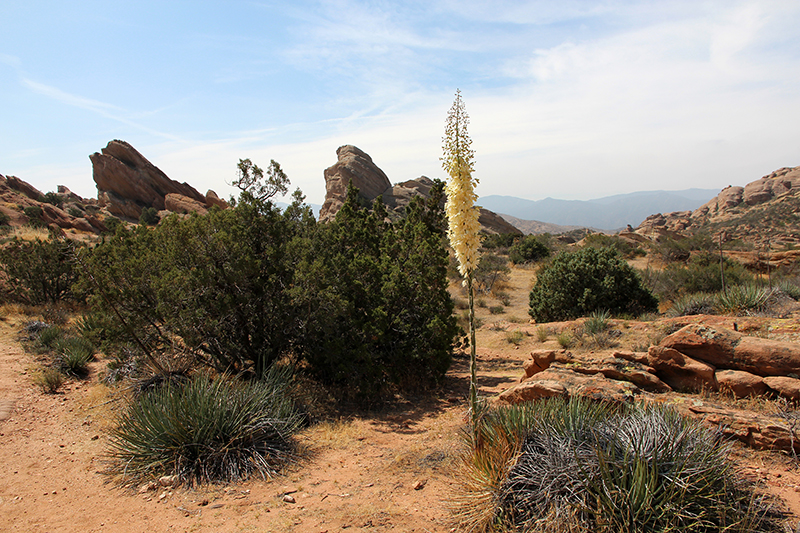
[2, 1, 799, 205]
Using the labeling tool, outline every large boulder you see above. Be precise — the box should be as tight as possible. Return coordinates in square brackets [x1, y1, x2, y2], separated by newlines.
[91, 140, 208, 219]
[646, 346, 717, 392]
[659, 324, 800, 377]
[318, 145, 521, 235]
[319, 145, 391, 222]
[164, 193, 208, 215]
[658, 324, 742, 368]
[715, 369, 768, 398]
[499, 365, 638, 405]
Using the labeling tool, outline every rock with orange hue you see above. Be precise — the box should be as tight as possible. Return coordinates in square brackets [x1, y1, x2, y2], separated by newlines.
[763, 376, 800, 401]
[319, 145, 391, 222]
[205, 190, 228, 209]
[647, 346, 716, 392]
[499, 366, 638, 405]
[732, 336, 800, 377]
[658, 324, 742, 368]
[165, 193, 208, 215]
[91, 140, 207, 219]
[715, 369, 768, 398]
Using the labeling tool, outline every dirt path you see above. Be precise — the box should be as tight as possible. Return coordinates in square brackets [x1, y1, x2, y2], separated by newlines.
[0, 317, 485, 533]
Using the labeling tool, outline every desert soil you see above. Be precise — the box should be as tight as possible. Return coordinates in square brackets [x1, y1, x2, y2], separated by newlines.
[1, 266, 800, 532]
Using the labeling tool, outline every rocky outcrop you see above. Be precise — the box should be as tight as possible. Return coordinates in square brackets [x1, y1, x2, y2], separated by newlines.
[659, 323, 800, 378]
[319, 145, 391, 222]
[632, 166, 800, 250]
[91, 140, 208, 219]
[0, 174, 106, 233]
[319, 145, 521, 235]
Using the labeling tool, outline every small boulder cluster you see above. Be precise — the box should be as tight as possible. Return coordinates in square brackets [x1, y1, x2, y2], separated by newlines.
[500, 323, 800, 452]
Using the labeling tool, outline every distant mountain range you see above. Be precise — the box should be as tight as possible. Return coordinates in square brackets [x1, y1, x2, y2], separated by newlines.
[480, 189, 719, 232]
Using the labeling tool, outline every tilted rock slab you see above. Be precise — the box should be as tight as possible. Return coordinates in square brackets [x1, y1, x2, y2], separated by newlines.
[91, 140, 207, 219]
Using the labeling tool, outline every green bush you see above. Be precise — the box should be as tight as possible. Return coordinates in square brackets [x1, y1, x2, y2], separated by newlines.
[453, 398, 780, 533]
[508, 235, 551, 264]
[81, 171, 458, 401]
[667, 292, 718, 317]
[67, 207, 83, 218]
[0, 237, 83, 304]
[138, 207, 160, 226]
[529, 247, 658, 322]
[105, 370, 301, 487]
[583, 309, 610, 335]
[489, 305, 505, 315]
[23, 205, 44, 226]
[652, 252, 754, 301]
[583, 233, 645, 259]
[35, 324, 64, 350]
[716, 285, 775, 315]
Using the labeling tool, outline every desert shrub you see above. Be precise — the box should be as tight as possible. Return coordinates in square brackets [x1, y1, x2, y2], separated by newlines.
[54, 336, 94, 376]
[35, 324, 64, 350]
[475, 253, 510, 294]
[138, 207, 159, 226]
[496, 292, 511, 306]
[33, 366, 65, 393]
[583, 309, 610, 335]
[556, 331, 572, 349]
[508, 235, 551, 264]
[0, 212, 9, 226]
[105, 370, 301, 487]
[654, 233, 714, 263]
[82, 176, 458, 401]
[653, 252, 754, 301]
[67, 206, 83, 218]
[505, 330, 524, 345]
[716, 284, 776, 315]
[481, 233, 519, 251]
[453, 398, 780, 533]
[583, 233, 645, 258]
[489, 305, 505, 315]
[535, 326, 548, 342]
[0, 237, 83, 304]
[776, 280, 800, 300]
[102, 216, 122, 234]
[23, 205, 44, 227]
[667, 292, 718, 317]
[295, 183, 458, 397]
[42, 192, 63, 207]
[529, 247, 658, 322]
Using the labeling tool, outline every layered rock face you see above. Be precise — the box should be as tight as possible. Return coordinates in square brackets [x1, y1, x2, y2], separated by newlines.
[0, 174, 105, 233]
[91, 140, 216, 219]
[632, 165, 800, 248]
[319, 145, 521, 235]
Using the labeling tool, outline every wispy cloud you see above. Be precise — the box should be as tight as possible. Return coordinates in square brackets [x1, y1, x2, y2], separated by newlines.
[21, 78, 186, 142]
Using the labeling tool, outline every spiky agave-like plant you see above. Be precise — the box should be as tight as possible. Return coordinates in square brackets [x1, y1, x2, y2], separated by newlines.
[105, 368, 302, 487]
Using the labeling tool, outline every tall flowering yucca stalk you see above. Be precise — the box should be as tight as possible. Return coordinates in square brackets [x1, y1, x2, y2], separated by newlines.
[442, 90, 482, 432]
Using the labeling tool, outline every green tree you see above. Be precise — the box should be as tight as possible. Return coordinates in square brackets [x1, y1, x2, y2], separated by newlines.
[508, 235, 551, 264]
[529, 247, 658, 322]
[0, 237, 83, 304]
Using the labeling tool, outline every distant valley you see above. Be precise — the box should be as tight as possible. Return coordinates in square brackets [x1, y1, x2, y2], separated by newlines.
[480, 189, 718, 233]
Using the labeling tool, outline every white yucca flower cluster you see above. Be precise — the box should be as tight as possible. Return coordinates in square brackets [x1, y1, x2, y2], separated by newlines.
[442, 90, 481, 278]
